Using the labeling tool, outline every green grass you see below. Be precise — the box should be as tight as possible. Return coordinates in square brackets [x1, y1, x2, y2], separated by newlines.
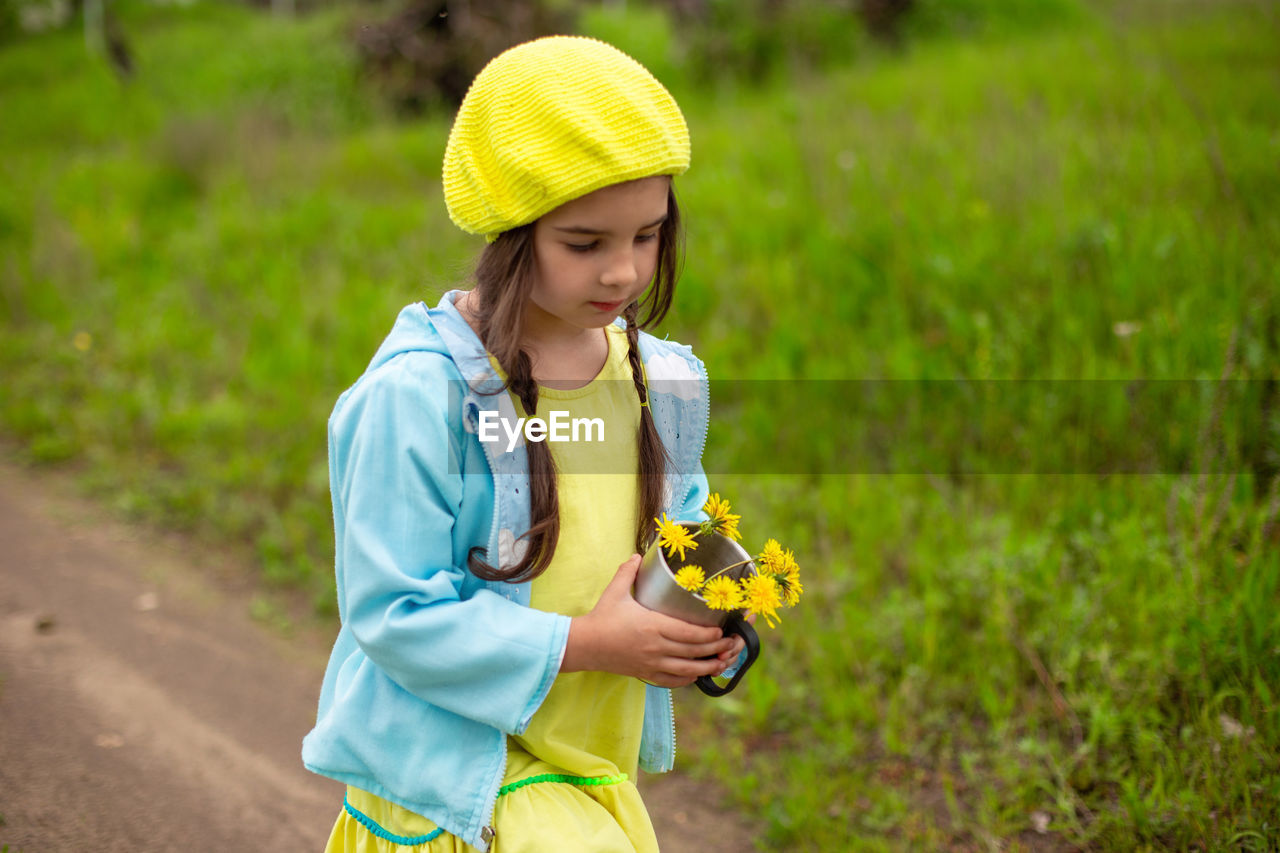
[2, 1, 1278, 849]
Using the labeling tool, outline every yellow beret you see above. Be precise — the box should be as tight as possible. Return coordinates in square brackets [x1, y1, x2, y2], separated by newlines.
[442, 36, 691, 240]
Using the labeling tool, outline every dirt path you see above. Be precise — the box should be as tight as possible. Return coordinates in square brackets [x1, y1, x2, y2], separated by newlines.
[0, 459, 757, 852]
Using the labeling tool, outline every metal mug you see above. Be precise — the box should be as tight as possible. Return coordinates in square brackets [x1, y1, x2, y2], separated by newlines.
[633, 522, 761, 696]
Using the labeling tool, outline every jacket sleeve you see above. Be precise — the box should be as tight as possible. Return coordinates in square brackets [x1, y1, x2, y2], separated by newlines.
[330, 355, 569, 736]
[674, 465, 711, 524]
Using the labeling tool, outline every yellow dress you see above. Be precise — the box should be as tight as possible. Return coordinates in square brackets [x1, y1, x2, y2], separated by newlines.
[325, 325, 655, 852]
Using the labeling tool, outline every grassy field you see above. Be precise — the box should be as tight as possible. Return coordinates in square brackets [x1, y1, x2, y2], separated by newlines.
[2, 1, 1277, 849]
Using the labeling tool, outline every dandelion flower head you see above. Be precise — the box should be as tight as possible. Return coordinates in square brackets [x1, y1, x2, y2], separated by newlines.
[758, 538, 787, 574]
[701, 493, 742, 541]
[741, 573, 783, 628]
[703, 575, 744, 611]
[674, 564, 706, 592]
[778, 572, 803, 607]
[654, 513, 698, 562]
[775, 548, 802, 606]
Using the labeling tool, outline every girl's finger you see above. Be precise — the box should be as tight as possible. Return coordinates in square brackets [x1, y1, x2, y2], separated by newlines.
[656, 655, 725, 681]
[602, 554, 643, 598]
[718, 637, 744, 661]
[654, 615, 722, 645]
[661, 637, 733, 660]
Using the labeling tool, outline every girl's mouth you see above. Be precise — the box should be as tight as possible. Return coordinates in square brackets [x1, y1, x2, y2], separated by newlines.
[589, 299, 625, 312]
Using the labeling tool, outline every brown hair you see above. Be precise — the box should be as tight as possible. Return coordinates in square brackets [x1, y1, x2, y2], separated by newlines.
[466, 187, 684, 583]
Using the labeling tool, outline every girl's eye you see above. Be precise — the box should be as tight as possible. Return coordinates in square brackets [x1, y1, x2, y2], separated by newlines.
[635, 232, 660, 245]
[566, 241, 599, 253]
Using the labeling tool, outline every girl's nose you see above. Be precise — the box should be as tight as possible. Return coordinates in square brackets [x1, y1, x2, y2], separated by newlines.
[600, 247, 637, 287]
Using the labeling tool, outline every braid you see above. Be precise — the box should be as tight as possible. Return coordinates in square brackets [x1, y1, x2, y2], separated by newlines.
[624, 303, 670, 555]
[508, 349, 539, 415]
[622, 304, 648, 407]
[465, 226, 560, 584]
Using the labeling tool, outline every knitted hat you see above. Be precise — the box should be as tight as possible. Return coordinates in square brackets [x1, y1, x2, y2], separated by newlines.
[442, 36, 690, 240]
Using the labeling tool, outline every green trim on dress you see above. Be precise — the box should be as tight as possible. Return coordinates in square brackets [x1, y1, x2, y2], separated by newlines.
[497, 772, 629, 798]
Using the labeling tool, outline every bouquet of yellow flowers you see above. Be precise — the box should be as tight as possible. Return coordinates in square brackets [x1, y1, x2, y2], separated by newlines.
[651, 493, 803, 629]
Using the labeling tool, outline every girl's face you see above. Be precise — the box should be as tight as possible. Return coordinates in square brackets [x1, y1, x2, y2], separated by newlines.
[527, 176, 670, 339]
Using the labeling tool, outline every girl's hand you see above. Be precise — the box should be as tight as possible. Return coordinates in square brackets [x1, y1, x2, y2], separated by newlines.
[562, 554, 737, 687]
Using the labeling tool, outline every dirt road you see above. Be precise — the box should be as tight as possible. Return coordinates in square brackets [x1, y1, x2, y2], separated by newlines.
[0, 460, 756, 852]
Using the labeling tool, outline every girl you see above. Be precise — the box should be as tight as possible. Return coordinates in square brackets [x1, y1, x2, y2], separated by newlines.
[302, 36, 739, 853]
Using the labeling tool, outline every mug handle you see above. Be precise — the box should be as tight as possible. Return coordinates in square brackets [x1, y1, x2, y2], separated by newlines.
[696, 613, 760, 697]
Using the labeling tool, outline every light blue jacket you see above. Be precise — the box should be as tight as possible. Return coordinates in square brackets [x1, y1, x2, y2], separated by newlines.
[301, 291, 711, 849]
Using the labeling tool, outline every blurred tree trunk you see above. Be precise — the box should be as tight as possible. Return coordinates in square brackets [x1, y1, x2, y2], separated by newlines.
[81, 0, 133, 79]
[858, 0, 912, 43]
[82, 0, 100, 51]
[354, 0, 571, 114]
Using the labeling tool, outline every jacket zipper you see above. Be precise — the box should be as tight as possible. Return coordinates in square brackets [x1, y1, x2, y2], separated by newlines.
[665, 688, 678, 771]
[665, 357, 709, 772]
[695, 363, 711, 486]
[479, 735, 506, 851]
[472, 393, 509, 853]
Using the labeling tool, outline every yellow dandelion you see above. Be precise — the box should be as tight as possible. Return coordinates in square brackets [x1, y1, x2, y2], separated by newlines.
[673, 564, 706, 592]
[757, 538, 786, 574]
[776, 548, 802, 606]
[741, 573, 783, 628]
[701, 493, 742, 541]
[702, 575, 744, 611]
[777, 572, 803, 607]
[654, 513, 698, 562]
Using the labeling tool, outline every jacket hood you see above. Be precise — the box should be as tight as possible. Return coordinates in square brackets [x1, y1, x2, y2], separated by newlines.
[364, 291, 508, 396]
[365, 301, 450, 373]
